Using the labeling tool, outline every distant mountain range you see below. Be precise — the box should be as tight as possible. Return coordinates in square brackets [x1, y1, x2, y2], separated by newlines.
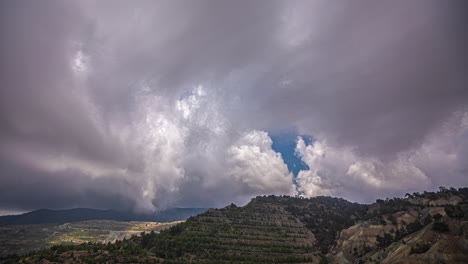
[0, 207, 209, 226]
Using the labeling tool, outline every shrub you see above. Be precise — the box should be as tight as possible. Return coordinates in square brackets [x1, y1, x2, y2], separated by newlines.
[445, 205, 464, 218]
[432, 221, 449, 232]
[410, 243, 431, 254]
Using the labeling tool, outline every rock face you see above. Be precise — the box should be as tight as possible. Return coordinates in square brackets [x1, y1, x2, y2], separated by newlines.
[379, 220, 468, 264]
[330, 190, 468, 264]
[331, 214, 468, 264]
[3, 188, 468, 264]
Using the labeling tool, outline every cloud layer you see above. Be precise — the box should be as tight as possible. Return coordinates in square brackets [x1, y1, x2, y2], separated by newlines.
[0, 0, 467, 211]
[296, 111, 468, 202]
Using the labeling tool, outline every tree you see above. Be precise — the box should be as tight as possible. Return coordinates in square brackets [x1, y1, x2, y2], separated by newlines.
[432, 221, 449, 232]
[433, 213, 443, 221]
[445, 205, 464, 218]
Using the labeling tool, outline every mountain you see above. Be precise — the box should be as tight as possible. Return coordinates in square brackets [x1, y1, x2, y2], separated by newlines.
[2, 187, 468, 264]
[0, 208, 208, 226]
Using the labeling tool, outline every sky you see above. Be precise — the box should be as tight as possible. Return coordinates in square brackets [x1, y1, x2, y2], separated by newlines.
[1, 0, 467, 214]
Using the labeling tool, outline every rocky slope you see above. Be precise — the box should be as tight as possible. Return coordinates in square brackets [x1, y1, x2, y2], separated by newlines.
[330, 191, 468, 264]
[2, 187, 467, 264]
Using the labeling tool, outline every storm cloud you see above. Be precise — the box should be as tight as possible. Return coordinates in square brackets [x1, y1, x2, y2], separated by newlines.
[1, 0, 467, 213]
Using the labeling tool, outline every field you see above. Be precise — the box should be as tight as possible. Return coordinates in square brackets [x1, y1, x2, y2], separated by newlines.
[0, 220, 180, 257]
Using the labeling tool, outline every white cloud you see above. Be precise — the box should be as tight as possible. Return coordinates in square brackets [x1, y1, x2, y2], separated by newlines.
[227, 130, 295, 195]
[295, 138, 432, 202]
[296, 111, 468, 202]
[46, 84, 295, 211]
[409, 111, 468, 188]
[72, 49, 89, 75]
[2, 0, 466, 212]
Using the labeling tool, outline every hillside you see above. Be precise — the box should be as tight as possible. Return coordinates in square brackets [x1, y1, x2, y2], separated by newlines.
[0, 208, 208, 226]
[2, 187, 468, 264]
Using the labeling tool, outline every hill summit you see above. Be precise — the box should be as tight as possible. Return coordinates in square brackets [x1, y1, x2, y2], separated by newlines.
[3, 187, 468, 264]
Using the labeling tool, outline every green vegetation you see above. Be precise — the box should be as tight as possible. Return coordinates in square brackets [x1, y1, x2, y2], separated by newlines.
[0, 220, 178, 258]
[445, 205, 465, 218]
[410, 243, 432, 255]
[432, 221, 449, 232]
[2, 187, 468, 264]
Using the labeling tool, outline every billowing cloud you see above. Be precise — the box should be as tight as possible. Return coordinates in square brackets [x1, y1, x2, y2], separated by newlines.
[227, 130, 295, 194]
[0, 0, 467, 212]
[295, 137, 431, 202]
[296, 111, 468, 202]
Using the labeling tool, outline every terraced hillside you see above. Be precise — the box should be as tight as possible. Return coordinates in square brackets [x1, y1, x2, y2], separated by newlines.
[2, 187, 468, 264]
[145, 201, 319, 263]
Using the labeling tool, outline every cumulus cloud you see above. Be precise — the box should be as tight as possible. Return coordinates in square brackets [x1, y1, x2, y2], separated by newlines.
[227, 130, 295, 194]
[0, 0, 467, 211]
[296, 110, 468, 202]
[295, 137, 432, 202]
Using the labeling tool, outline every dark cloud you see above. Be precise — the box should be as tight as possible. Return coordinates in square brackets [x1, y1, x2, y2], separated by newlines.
[0, 154, 136, 211]
[0, 0, 125, 166]
[0, 0, 467, 211]
[240, 0, 468, 158]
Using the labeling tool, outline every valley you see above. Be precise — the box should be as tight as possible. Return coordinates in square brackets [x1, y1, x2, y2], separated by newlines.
[0, 220, 179, 257]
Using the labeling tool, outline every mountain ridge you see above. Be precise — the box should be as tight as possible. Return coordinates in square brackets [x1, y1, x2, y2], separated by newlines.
[0, 207, 209, 226]
[2, 187, 467, 263]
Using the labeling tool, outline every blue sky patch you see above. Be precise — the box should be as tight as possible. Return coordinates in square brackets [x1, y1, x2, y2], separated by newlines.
[269, 132, 312, 177]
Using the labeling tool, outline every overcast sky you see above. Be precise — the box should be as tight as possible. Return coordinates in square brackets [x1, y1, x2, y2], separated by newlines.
[1, 0, 467, 213]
